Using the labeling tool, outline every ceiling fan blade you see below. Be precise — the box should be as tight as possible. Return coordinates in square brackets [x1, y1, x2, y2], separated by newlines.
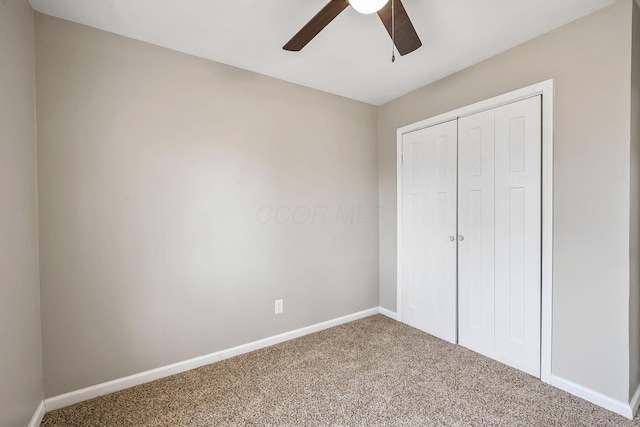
[283, 0, 349, 51]
[377, 0, 422, 56]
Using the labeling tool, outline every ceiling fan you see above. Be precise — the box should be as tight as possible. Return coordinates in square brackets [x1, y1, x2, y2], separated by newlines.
[283, 0, 422, 57]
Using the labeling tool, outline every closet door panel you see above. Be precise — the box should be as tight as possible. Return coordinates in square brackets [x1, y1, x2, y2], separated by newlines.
[494, 96, 542, 377]
[458, 109, 496, 356]
[401, 120, 458, 343]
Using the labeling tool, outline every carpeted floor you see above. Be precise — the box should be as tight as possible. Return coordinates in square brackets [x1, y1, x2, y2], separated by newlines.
[42, 315, 640, 426]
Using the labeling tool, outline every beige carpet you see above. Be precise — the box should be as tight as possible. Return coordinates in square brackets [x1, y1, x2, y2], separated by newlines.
[42, 315, 640, 426]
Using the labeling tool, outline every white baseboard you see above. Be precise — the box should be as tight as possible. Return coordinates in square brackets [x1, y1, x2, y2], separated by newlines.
[379, 307, 399, 321]
[44, 307, 380, 412]
[630, 382, 640, 419]
[28, 400, 45, 427]
[37, 309, 640, 422]
[550, 375, 634, 419]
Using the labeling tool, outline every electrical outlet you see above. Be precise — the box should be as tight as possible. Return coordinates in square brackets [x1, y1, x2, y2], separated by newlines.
[274, 299, 283, 315]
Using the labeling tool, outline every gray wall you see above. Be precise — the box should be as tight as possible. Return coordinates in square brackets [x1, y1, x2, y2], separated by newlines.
[630, 0, 640, 400]
[35, 14, 380, 397]
[378, 0, 633, 402]
[0, 0, 44, 426]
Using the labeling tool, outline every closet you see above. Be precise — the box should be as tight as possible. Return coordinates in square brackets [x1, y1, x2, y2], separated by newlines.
[401, 96, 541, 377]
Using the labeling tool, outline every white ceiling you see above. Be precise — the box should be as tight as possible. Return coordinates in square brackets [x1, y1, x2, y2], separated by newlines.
[29, 0, 617, 105]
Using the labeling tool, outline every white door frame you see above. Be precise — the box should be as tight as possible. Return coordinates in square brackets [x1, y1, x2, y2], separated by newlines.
[396, 79, 554, 384]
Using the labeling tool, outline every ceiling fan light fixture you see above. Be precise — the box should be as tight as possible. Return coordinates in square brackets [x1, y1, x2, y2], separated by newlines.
[349, 0, 389, 14]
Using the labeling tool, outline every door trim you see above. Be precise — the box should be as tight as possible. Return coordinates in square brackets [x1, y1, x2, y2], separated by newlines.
[396, 79, 554, 384]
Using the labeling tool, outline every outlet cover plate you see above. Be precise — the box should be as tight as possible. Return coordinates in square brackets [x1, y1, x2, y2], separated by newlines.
[274, 299, 283, 315]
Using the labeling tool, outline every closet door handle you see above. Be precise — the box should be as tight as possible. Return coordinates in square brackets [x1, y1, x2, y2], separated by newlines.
[448, 236, 455, 242]
[458, 235, 465, 241]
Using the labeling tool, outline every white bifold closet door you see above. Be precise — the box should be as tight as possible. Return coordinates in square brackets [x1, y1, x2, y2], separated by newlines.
[401, 119, 458, 344]
[401, 96, 542, 377]
[458, 96, 541, 377]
